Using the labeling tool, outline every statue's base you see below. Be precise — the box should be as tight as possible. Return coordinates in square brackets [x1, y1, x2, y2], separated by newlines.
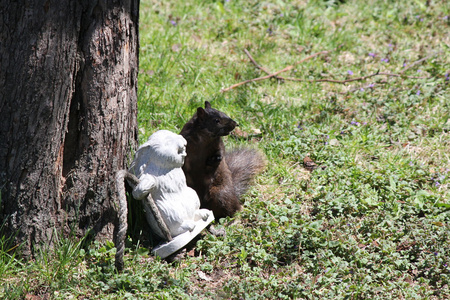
[152, 211, 214, 259]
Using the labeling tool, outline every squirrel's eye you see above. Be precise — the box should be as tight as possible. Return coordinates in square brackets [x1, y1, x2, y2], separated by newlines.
[214, 118, 220, 123]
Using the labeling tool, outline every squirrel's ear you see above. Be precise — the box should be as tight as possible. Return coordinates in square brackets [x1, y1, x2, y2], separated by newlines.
[205, 101, 211, 109]
[197, 107, 205, 120]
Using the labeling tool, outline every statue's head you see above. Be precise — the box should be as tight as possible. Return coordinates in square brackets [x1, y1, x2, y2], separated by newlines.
[146, 130, 187, 168]
[131, 130, 187, 177]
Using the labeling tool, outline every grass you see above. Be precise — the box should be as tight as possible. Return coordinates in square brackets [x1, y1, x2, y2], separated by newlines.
[2, 0, 450, 299]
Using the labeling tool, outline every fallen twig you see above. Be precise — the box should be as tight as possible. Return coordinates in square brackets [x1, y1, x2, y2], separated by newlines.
[243, 49, 272, 75]
[283, 72, 428, 83]
[341, 53, 439, 94]
[220, 66, 293, 92]
[343, 80, 388, 94]
[221, 49, 330, 92]
[245, 49, 428, 82]
[222, 48, 436, 93]
[400, 51, 441, 74]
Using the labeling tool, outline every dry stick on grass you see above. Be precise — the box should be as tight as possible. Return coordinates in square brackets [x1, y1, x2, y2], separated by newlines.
[220, 49, 330, 92]
[344, 80, 388, 94]
[243, 49, 274, 77]
[283, 72, 428, 83]
[244, 48, 428, 83]
[343, 51, 441, 94]
[400, 51, 442, 74]
[224, 49, 435, 93]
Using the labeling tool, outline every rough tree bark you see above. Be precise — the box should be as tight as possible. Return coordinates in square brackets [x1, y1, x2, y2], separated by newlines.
[0, 0, 139, 256]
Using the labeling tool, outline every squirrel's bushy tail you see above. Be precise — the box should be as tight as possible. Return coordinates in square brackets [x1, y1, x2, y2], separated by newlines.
[225, 148, 266, 199]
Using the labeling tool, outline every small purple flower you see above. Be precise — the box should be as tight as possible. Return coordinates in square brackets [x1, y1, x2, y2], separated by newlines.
[170, 20, 177, 26]
[416, 90, 421, 96]
[351, 121, 360, 126]
[409, 161, 414, 166]
[445, 73, 449, 81]
[324, 141, 328, 145]
[444, 16, 449, 20]
[417, 69, 421, 73]
[360, 88, 365, 91]
[368, 52, 376, 57]
[403, 63, 407, 67]
[348, 70, 354, 75]
[435, 182, 441, 187]
[363, 122, 367, 125]
[381, 58, 389, 63]
[368, 83, 375, 88]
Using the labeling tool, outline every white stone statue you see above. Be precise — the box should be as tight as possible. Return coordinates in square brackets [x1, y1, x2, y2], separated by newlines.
[128, 130, 214, 258]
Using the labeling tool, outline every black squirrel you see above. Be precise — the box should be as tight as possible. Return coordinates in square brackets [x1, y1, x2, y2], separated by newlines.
[180, 101, 266, 219]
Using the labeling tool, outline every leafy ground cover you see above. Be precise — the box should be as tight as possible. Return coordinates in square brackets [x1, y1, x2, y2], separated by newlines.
[1, 0, 449, 299]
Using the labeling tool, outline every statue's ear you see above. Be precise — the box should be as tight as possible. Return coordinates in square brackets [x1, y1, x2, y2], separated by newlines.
[197, 107, 206, 120]
[205, 101, 211, 109]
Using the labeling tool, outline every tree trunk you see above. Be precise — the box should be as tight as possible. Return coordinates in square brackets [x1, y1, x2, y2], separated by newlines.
[0, 0, 139, 256]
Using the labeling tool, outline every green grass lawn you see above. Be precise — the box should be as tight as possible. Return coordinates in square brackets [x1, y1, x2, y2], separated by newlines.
[2, 0, 450, 299]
